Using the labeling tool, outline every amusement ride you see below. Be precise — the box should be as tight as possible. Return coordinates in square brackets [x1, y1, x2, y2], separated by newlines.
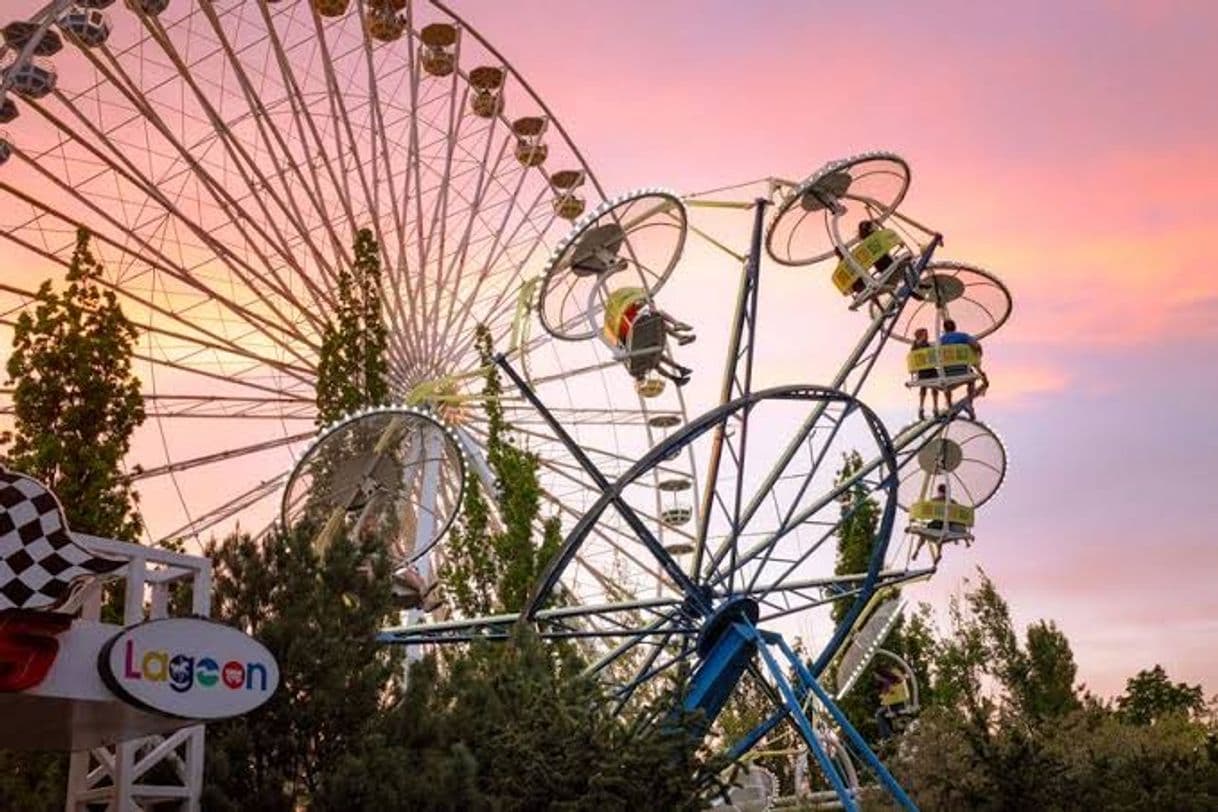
[0, 1, 1012, 809]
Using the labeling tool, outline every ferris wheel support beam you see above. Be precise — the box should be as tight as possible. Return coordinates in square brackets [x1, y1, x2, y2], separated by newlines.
[399, 425, 445, 666]
[692, 198, 769, 588]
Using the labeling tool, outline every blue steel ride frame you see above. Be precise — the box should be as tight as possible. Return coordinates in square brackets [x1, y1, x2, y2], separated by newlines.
[487, 198, 937, 811]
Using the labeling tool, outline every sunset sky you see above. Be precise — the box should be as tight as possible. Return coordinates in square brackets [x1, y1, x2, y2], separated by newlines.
[459, 0, 1218, 697]
[2, 0, 1214, 702]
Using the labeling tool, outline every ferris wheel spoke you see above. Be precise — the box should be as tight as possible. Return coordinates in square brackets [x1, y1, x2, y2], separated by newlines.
[186, 1, 351, 312]
[73, 46, 322, 348]
[0, 125, 318, 364]
[130, 394, 312, 421]
[11, 160, 315, 373]
[132, 17, 335, 325]
[461, 423, 695, 564]
[433, 169, 550, 366]
[609, 635, 698, 712]
[0, 273, 310, 387]
[417, 52, 467, 301]
[301, 14, 364, 216]
[253, 2, 363, 267]
[128, 431, 311, 483]
[729, 301, 907, 548]
[155, 473, 286, 547]
[432, 107, 509, 335]
[721, 416, 946, 595]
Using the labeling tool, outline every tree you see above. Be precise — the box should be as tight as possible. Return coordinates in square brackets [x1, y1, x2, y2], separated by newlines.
[201, 525, 402, 811]
[441, 324, 562, 616]
[831, 451, 879, 624]
[0, 228, 145, 812]
[312, 631, 713, 812]
[1118, 665, 1206, 725]
[881, 573, 1217, 810]
[204, 229, 400, 807]
[315, 228, 389, 426]
[829, 452, 925, 743]
[2, 227, 144, 540]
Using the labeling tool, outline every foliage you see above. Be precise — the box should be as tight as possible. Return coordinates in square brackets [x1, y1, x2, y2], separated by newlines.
[1, 227, 144, 540]
[829, 451, 926, 743]
[886, 572, 1218, 810]
[0, 229, 145, 811]
[925, 571, 1080, 723]
[312, 631, 712, 812]
[892, 702, 1218, 810]
[832, 451, 879, 624]
[201, 524, 403, 811]
[1118, 664, 1206, 726]
[315, 228, 389, 426]
[0, 754, 67, 812]
[442, 324, 562, 615]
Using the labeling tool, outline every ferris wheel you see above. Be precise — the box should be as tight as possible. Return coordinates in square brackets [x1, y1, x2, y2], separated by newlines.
[0, 0, 700, 611]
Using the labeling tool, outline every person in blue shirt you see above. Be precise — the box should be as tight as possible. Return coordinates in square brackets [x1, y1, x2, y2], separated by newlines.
[938, 319, 989, 419]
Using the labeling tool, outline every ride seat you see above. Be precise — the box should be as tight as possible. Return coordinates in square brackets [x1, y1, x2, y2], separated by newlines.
[905, 344, 980, 390]
[905, 499, 975, 542]
[625, 312, 666, 378]
[832, 228, 904, 299]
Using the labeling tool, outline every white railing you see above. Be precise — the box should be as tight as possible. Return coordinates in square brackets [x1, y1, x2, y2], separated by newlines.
[66, 534, 212, 812]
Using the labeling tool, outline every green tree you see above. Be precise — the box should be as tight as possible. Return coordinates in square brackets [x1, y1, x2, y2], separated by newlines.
[1118, 664, 1206, 725]
[201, 525, 402, 811]
[2, 227, 144, 539]
[0, 228, 144, 812]
[442, 324, 562, 615]
[832, 451, 879, 624]
[313, 631, 712, 812]
[204, 231, 400, 808]
[829, 452, 926, 743]
[315, 228, 389, 426]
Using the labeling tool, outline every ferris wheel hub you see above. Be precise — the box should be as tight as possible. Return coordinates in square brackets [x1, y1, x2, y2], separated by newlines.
[695, 596, 760, 658]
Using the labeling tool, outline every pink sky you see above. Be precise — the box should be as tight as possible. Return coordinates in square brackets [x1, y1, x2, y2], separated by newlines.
[2, 0, 1214, 701]
[456, 0, 1218, 697]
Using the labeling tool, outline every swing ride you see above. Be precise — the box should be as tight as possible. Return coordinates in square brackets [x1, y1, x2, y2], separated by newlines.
[0, 2, 1013, 809]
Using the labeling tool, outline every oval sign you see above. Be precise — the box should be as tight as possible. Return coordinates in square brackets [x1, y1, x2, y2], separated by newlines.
[98, 617, 279, 720]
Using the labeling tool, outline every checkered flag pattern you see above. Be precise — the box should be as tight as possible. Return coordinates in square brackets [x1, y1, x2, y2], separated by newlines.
[0, 467, 124, 612]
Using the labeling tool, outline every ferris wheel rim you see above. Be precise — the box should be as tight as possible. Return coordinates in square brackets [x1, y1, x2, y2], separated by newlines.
[521, 384, 900, 628]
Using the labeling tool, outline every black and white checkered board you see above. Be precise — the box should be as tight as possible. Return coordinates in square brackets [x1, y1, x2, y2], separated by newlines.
[0, 467, 124, 612]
